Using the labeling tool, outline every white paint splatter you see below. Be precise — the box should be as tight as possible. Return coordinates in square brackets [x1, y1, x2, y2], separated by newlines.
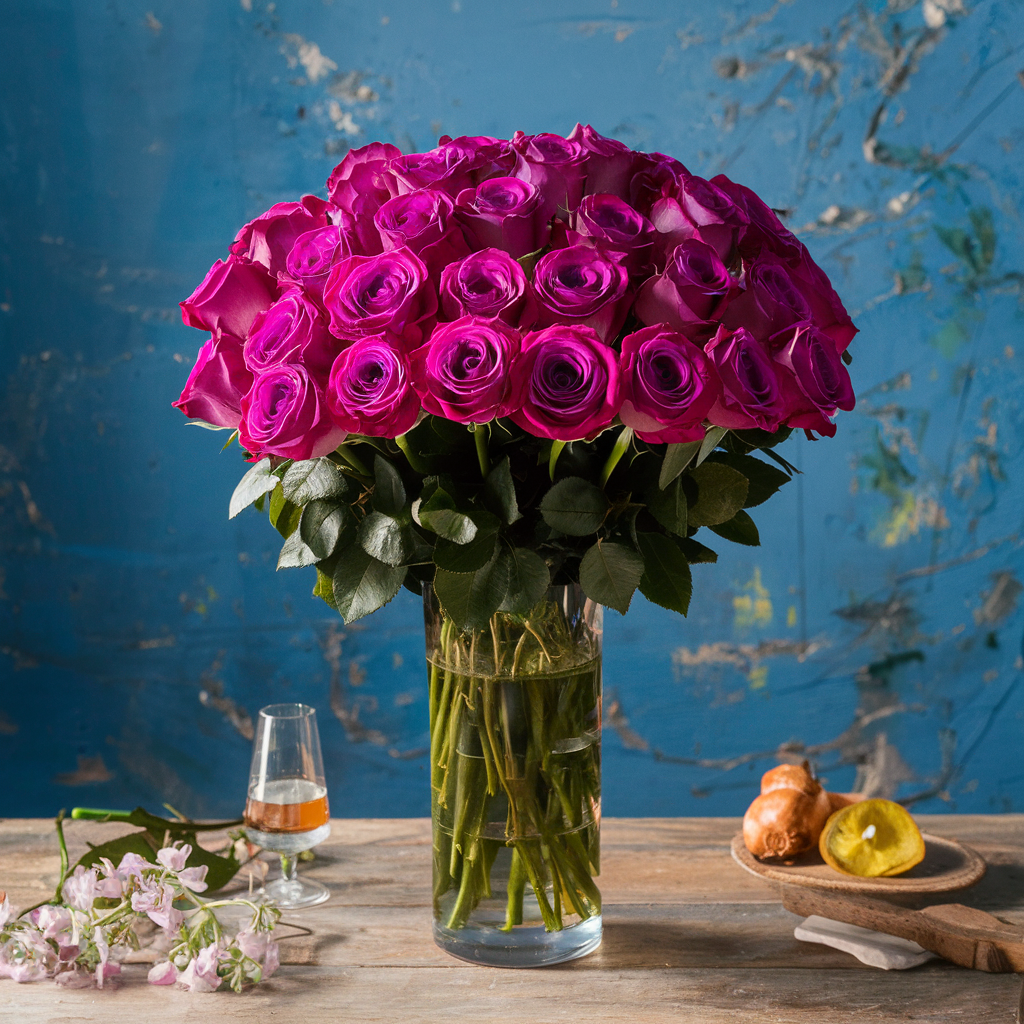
[281, 34, 339, 84]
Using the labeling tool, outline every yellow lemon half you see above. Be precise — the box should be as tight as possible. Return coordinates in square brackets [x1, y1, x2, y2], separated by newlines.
[819, 798, 926, 877]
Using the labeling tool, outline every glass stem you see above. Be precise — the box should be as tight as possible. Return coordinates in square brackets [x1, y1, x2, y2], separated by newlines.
[280, 853, 299, 885]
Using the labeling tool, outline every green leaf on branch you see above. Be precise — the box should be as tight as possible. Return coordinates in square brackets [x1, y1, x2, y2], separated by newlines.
[372, 455, 406, 516]
[729, 425, 794, 451]
[277, 529, 318, 570]
[484, 457, 521, 525]
[686, 463, 749, 527]
[637, 532, 692, 615]
[300, 499, 353, 559]
[645, 477, 688, 535]
[696, 425, 728, 467]
[705, 452, 791, 507]
[434, 554, 512, 630]
[418, 489, 478, 544]
[499, 547, 550, 615]
[676, 537, 719, 564]
[313, 566, 339, 610]
[281, 457, 350, 505]
[269, 484, 302, 539]
[709, 509, 760, 546]
[658, 440, 701, 490]
[579, 540, 644, 614]
[229, 459, 279, 518]
[356, 510, 408, 567]
[433, 514, 500, 572]
[332, 545, 406, 623]
[539, 477, 609, 536]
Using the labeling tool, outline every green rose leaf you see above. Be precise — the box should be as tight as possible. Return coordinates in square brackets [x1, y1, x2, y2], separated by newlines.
[313, 565, 339, 611]
[433, 513, 500, 573]
[372, 455, 406, 517]
[676, 537, 719, 564]
[636, 531, 693, 615]
[579, 540, 644, 615]
[484, 457, 521, 525]
[658, 440, 701, 490]
[709, 509, 761, 546]
[686, 463, 749, 527]
[229, 458, 279, 519]
[434, 553, 512, 631]
[705, 452, 790, 507]
[332, 545, 406, 624]
[356, 510, 408, 567]
[299, 499, 353, 560]
[418, 489, 478, 544]
[539, 476, 609, 536]
[281, 457, 350, 505]
[269, 484, 302, 539]
[499, 547, 550, 615]
[695, 425, 728, 467]
[645, 477, 688, 535]
[277, 529, 319, 570]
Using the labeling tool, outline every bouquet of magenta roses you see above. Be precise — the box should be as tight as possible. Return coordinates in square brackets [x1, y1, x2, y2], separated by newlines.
[175, 126, 856, 966]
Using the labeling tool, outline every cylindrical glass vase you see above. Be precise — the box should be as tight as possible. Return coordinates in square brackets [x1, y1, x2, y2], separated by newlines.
[424, 584, 602, 968]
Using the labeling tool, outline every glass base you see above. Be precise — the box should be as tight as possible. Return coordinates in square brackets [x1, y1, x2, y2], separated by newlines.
[433, 913, 601, 968]
[262, 875, 331, 909]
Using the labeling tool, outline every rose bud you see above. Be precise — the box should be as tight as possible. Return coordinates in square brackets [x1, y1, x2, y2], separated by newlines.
[229, 195, 329, 278]
[533, 245, 630, 343]
[629, 151, 690, 216]
[412, 317, 521, 423]
[285, 225, 343, 304]
[619, 326, 721, 444]
[244, 288, 340, 375]
[439, 249, 537, 327]
[569, 193, 654, 275]
[704, 324, 786, 432]
[721, 252, 813, 344]
[634, 238, 737, 340]
[710, 173, 803, 263]
[327, 335, 421, 437]
[511, 131, 588, 220]
[771, 321, 855, 438]
[327, 142, 401, 215]
[650, 174, 749, 267]
[374, 189, 470, 275]
[239, 363, 347, 461]
[568, 123, 638, 201]
[509, 324, 621, 441]
[173, 332, 254, 430]
[180, 259, 279, 341]
[323, 247, 437, 348]
[454, 177, 551, 259]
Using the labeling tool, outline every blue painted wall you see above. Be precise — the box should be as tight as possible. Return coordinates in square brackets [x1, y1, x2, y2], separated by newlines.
[2, 0, 1023, 819]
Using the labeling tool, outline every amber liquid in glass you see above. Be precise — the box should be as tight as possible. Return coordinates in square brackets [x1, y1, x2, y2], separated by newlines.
[244, 778, 329, 834]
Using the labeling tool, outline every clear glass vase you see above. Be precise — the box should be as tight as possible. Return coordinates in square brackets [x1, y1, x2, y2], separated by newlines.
[424, 584, 602, 967]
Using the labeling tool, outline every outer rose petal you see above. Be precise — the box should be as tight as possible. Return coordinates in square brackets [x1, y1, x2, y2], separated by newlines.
[173, 333, 253, 429]
[180, 259, 279, 340]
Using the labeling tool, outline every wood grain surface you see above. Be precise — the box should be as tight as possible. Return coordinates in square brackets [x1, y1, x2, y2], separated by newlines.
[1, 816, 1023, 1023]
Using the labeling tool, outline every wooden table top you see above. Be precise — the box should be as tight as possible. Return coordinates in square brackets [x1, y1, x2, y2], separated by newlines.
[2, 815, 1023, 1022]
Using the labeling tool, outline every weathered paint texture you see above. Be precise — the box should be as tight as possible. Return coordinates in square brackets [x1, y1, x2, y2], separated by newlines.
[1, 0, 1023, 818]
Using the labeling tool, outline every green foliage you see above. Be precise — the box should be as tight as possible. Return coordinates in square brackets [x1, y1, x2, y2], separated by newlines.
[709, 509, 760, 546]
[332, 545, 406, 623]
[686, 463, 749, 527]
[300, 499, 353, 559]
[539, 477, 609, 535]
[579, 541, 644, 614]
[637, 532, 692, 615]
[228, 459, 279, 518]
[281, 457, 350, 505]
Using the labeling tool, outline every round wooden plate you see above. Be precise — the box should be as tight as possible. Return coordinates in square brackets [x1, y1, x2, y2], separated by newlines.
[731, 832, 986, 894]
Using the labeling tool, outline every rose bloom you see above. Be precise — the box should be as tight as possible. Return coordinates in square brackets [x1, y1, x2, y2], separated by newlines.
[619, 326, 721, 444]
[771, 321, 855, 437]
[511, 131, 588, 220]
[568, 123, 638, 201]
[180, 259, 279, 341]
[569, 193, 654, 274]
[634, 238, 737, 339]
[244, 288, 339, 375]
[710, 173, 803, 263]
[509, 324, 621, 441]
[704, 324, 786, 432]
[173, 332, 254, 429]
[722, 252, 815, 344]
[532, 245, 630, 342]
[374, 189, 470, 272]
[454, 176, 550, 259]
[412, 317, 521, 423]
[322, 247, 437, 347]
[389, 136, 515, 196]
[327, 335, 421, 436]
[628, 150, 690, 216]
[438, 248, 536, 326]
[229, 195, 329, 277]
[240, 363, 347, 460]
[650, 174, 749, 267]
[285, 225, 342, 303]
[327, 142, 401, 214]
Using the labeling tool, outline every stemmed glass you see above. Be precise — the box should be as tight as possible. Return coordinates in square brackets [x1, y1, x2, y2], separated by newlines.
[243, 703, 331, 908]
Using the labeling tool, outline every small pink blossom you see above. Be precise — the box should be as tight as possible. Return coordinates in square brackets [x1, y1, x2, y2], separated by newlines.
[157, 844, 192, 872]
[61, 866, 100, 912]
[177, 944, 224, 993]
[116, 852, 151, 882]
[262, 940, 280, 978]
[32, 906, 72, 940]
[148, 960, 179, 986]
[176, 865, 209, 893]
[131, 882, 183, 933]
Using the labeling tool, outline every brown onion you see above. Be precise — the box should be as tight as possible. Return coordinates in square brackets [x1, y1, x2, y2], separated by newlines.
[742, 761, 836, 861]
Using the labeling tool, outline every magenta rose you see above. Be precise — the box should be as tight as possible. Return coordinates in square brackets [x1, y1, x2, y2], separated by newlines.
[285, 225, 342, 303]
[568, 123, 638, 201]
[710, 174, 803, 263]
[327, 336, 420, 436]
[533, 245, 630, 342]
[411, 316, 521, 422]
[173, 332, 254, 429]
[771, 321, 855, 437]
[229, 195, 329, 277]
[650, 174, 749, 267]
[509, 324, 621, 441]
[511, 131, 588, 220]
[239, 364, 347, 460]
[322, 247, 437, 347]
[374, 189, 470, 273]
[704, 325, 786, 432]
[454, 177, 551, 259]
[389, 136, 515, 196]
[438, 249, 537, 326]
[180, 259, 279, 341]
[244, 288, 339, 375]
[568, 193, 654, 274]
[790, 249, 858, 352]
[629, 151, 690, 216]
[634, 238, 737, 339]
[721, 252, 814, 344]
[618, 326, 721, 444]
[327, 142, 401, 214]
